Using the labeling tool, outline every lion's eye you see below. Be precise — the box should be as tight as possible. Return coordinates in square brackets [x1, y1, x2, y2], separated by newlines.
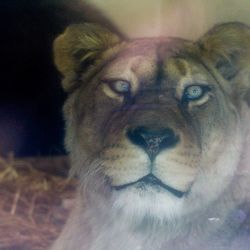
[112, 80, 130, 94]
[182, 85, 210, 102]
[107, 80, 131, 94]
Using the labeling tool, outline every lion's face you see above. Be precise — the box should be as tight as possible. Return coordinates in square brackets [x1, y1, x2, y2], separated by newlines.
[54, 23, 250, 223]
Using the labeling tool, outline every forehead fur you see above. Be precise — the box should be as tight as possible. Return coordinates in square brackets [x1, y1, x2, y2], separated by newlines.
[99, 38, 189, 78]
[100, 38, 207, 89]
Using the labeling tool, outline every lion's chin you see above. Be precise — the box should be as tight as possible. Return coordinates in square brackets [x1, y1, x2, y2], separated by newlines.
[111, 185, 185, 224]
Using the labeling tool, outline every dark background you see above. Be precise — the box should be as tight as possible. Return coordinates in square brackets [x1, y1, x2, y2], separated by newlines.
[0, 0, 121, 157]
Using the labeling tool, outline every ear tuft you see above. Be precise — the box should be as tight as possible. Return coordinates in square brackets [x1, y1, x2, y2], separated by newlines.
[53, 23, 121, 91]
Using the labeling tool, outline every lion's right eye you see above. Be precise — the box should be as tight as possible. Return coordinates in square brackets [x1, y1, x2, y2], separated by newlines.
[113, 80, 131, 93]
[103, 79, 131, 95]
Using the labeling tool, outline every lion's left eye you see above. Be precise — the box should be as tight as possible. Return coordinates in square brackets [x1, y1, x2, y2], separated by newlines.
[182, 85, 210, 102]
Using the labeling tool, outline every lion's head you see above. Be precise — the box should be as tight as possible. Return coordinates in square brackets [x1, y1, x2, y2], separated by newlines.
[53, 22, 250, 242]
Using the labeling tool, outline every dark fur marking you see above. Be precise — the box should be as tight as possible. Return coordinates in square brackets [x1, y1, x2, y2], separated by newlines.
[175, 59, 187, 76]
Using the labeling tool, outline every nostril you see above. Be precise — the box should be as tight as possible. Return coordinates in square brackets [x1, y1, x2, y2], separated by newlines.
[126, 126, 179, 160]
[126, 127, 148, 149]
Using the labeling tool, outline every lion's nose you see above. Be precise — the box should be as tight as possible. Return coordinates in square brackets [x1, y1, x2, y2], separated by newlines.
[126, 126, 179, 161]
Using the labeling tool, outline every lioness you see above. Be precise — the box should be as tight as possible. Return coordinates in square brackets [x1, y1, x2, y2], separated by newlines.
[51, 22, 250, 250]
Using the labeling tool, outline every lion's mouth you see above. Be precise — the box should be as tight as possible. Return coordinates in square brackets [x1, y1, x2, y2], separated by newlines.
[112, 174, 186, 198]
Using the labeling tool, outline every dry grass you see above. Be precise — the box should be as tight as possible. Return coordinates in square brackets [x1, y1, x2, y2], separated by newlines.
[0, 153, 77, 250]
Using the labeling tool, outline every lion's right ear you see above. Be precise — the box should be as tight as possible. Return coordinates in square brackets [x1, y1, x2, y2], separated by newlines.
[197, 22, 250, 104]
[53, 23, 121, 92]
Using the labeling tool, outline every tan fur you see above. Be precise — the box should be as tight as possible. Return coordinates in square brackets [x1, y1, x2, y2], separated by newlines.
[53, 23, 121, 92]
[51, 22, 250, 250]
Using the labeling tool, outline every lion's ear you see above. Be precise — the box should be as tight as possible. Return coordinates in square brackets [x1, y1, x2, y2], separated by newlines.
[53, 23, 121, 92]
[197, 22, 250, 103]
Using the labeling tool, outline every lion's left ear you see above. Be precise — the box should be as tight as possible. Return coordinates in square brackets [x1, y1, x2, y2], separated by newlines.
[197, 22, 250, 104]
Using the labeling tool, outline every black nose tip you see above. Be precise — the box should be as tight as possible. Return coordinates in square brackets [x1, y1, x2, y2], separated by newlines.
[126, 126, 179, 160]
